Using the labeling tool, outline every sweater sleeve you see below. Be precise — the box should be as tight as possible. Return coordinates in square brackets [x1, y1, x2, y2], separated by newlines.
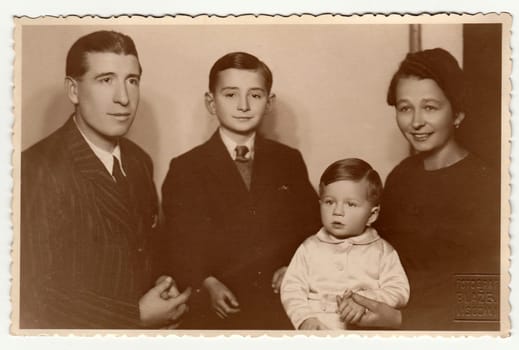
[280, 242, 316, 329]
[356, 240, 410, 309]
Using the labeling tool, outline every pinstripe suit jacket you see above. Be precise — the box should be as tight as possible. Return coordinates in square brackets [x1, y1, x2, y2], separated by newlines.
[161, 131, 321, 329]
[20, 118, 159, 329]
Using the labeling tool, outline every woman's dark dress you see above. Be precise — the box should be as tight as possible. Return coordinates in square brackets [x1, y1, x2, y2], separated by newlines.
[377, 153, 500, 330]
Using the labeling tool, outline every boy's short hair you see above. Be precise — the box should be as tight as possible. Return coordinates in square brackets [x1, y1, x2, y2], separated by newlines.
[208, 51, 273, 93]
[66, 30, 141, 79]
[319, 158, 383, 206]
[386, 47, 464, 115]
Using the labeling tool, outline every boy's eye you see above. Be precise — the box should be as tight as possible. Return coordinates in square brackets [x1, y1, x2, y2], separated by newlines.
[424, 105, 438, 111]
[250, 93, 263, 99]
[224, 92, 236, 98]
[322, 199, 334, 206]
[347, 201, 358, 207]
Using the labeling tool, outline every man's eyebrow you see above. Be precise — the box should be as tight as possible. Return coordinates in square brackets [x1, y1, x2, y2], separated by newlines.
[92, 72, 141, 79]
[93, 72, 115, 79]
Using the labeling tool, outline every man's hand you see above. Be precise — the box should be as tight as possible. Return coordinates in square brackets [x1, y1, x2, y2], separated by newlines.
[154, 275, 181, 299]
[139, 276, 191, 328]
[298, 317, 329, 330]
[271, 266, 287, 294]
[203, 276, 240, 319]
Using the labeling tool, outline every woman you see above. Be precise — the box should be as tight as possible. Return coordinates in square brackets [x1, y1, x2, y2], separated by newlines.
[377, 48, 500, 330]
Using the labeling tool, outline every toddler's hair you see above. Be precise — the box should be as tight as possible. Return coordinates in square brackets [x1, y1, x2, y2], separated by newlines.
[319, 158, 383, 205]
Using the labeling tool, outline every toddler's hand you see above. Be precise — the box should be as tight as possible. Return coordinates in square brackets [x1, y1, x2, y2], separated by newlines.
[350, 293, 402, 328]
[298, 317, 329, 330]
[336, 290, 366, 326]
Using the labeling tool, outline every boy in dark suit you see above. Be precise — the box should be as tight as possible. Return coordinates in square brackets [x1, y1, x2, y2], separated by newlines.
[161, 52, 321, 329]
[20, 30, 190, 329]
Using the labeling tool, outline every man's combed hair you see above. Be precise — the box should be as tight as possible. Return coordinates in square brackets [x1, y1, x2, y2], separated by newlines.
[66, 30, 141, 78]
[208, 51, 273, 93]
[319, 158, 383, 205]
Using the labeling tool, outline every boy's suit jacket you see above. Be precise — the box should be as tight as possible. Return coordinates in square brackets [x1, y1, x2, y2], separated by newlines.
[20, 117, 159, 329]
[161, 131, 321, 329]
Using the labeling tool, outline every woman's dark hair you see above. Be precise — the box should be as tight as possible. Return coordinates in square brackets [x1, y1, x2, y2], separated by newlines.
[319, 158, 383, 206]
[66, 30, 141, 78]
[208, 51, 273, 93]
[386, 48, 464, 115]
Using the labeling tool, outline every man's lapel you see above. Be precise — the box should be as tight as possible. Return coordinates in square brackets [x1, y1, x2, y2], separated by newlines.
[63, 118, 135, 233]
[121, 139, 158, 235]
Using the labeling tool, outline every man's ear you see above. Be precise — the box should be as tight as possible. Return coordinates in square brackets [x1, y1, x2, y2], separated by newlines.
[265, 93, 276, 113]
[204, 92, 216, 115]
[366, 205, 380, 227]
[65, 76, 79, 105]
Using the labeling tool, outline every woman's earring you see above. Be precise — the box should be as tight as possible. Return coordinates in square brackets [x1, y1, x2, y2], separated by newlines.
[454, 122, 460, 129]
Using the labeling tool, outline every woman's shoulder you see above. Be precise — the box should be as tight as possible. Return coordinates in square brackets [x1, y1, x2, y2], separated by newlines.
[457, 153, 499, 191]
[387, 152, 494, 179]
[459, 152, 495, 175]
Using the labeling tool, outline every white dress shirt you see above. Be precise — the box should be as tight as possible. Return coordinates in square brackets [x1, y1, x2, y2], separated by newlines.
[219, 128, 255, 160]
[74, 116, 126, 179]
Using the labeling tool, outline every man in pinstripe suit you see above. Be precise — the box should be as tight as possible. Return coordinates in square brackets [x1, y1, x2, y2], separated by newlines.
[20, 30, 190, 329]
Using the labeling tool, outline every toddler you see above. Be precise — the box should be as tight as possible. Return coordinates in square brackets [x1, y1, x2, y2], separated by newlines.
[281, 158, 409, 330]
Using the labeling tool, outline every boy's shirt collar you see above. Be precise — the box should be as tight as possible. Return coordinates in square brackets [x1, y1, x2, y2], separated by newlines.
[316, 226, 380, 245]
[73, 115, 126, 177]
[219, 127, 255, 160]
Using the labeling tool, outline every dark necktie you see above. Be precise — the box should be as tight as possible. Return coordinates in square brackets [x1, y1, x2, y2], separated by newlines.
[234, 145, 252, 190]
[112, 156, 130, 200]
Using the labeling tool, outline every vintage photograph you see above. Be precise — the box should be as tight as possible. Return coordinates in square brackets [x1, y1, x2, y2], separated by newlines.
[11, 14, 510, 335]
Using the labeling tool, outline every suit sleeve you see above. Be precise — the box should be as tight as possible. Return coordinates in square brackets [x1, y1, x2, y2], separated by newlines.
[293, 151, 321, 236]
[161, 158, 211, 290]
[276, 150, 321, 265]
[20, 155, 142, 329]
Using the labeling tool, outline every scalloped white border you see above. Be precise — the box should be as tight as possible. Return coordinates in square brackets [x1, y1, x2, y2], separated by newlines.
[2, 5, 517, 349]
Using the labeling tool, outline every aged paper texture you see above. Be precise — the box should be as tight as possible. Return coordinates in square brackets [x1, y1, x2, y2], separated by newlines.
[10, 13, 511, 337]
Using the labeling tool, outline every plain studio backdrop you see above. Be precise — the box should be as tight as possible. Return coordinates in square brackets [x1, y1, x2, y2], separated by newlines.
[20, 24, 462, 194]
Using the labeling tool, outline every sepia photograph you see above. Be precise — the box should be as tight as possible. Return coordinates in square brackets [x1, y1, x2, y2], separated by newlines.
[11, 13, 510, 337]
